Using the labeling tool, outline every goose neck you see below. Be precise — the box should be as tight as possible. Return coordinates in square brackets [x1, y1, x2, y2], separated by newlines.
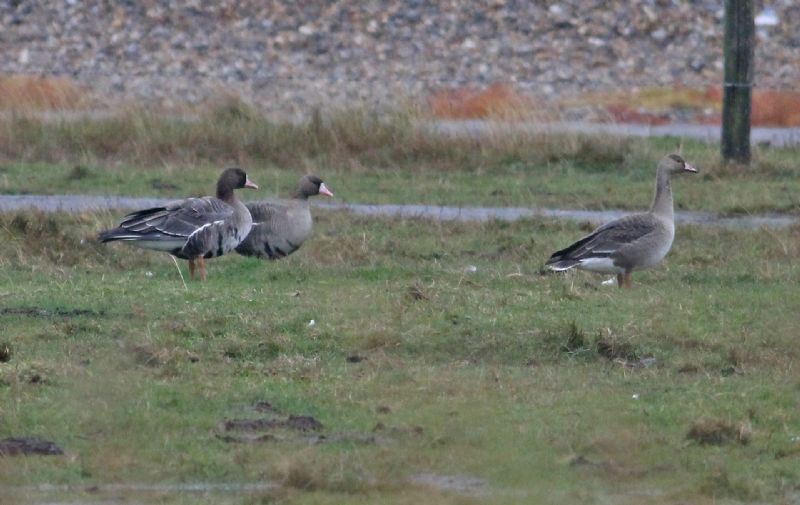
[650, 167, 674, 218]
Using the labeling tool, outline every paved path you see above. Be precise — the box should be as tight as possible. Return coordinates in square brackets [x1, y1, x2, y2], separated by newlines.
[6, 110, 800, 147]
[0, 194, 796, 229]
[431, 120, 800, 147]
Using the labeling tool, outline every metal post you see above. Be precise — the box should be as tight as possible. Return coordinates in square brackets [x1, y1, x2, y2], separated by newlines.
[721, 0, 754, 164]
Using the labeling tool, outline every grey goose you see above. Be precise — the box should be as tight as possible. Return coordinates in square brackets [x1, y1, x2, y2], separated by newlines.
[235, 175, 333, 260]
[98, 167, 258, 281]
[546, 154, 697, 288]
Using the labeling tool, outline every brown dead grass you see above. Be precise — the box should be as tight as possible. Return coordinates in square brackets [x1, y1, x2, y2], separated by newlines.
[0, 98, 636, 169]
[0, 75, 89, 111]
[687, 417, 752, 446]
[705, 87, 800, 127]
[427, 83, 553, 121]
[569, 85, 800, 127]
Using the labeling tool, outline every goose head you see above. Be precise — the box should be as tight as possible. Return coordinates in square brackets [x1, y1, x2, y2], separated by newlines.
[661, 154, 698, 175]
[217, 167, 258, 199]
[297, 175, 334, 199]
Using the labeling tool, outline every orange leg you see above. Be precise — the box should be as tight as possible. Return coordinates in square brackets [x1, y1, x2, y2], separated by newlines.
[198, 256, 207, 282]
[616, 272, 633, 288]
[189, 259, 196, 280]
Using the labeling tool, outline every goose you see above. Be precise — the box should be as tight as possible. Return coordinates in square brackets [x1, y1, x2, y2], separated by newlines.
[98, 167, 258, 281]
[546, 154, 697, 288]
[235, 175, 333, 259]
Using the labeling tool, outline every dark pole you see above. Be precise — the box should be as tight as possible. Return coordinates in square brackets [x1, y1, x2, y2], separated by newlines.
[721, 0, 754, 164]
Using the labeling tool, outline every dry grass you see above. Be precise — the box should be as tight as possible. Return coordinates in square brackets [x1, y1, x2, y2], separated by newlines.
[0, 97, 635, 169]
[705, 87, 800, 127]
[687, 417, 753, 446]
[567, 85, 800, 127]
[427, 83, 554, 121]
[0, 75, 89, 111]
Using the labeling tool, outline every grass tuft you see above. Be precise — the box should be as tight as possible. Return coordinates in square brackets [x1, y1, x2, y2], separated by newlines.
[687, 417, 752, 446]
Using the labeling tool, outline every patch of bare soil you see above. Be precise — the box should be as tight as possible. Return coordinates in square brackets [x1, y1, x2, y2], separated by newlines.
[217, 402, 422, 447]
[0, 306, 103, 318]
[220, 415, 324, 434]
[0, 437, 63, 456]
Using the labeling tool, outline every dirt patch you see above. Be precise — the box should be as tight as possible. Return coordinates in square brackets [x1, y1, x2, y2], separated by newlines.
[677, 363, 701, 374]
[216, 432, 277, 444]
[687, 418, 752, 446]
[220, 415, 324, 434]
[253, 401, 275, 413]
[0, 437, 63, 456]
[306, 432, 388, 446]
[0, 306, 103, 318]
[217, 409, 419, 447]
[373, 422, 424, 437]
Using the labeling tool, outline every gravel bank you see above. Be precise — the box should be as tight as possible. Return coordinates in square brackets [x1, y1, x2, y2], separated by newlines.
[2, 1, 798, 115]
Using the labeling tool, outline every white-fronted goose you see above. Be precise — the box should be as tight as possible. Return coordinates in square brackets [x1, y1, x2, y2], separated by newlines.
[546, 154, 697, 288]
[235, 175, 333, 260]
[98, 167, 258, 281]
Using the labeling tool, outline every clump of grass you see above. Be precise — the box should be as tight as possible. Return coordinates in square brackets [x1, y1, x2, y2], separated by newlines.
[0, 361, 54, 386]
[0, 211, 119, 269]
[275, 451, 377, 494]
[65, 164, 93, 181]
[595, 335, 640, 362]
[543, 321, 593, 359]
[699, 466, 765, 502]
[687, 417, 752, 446]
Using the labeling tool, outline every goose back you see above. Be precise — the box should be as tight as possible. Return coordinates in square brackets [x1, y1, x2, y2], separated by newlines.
[236, 199, 312, 259]
[98, 167, 256, 261]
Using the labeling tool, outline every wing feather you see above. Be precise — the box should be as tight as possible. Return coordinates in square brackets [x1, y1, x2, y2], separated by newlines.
[547, 214, 657, 267]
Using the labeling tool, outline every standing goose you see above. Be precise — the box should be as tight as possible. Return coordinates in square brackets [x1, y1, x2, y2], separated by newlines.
[546, 154, 697, 288]
[98, 167, 258, 281]
[235, 175, 333, 260]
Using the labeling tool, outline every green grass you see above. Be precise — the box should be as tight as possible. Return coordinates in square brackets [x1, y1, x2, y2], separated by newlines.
[0, 106, 798, 215]
[1, 210, 799, 504]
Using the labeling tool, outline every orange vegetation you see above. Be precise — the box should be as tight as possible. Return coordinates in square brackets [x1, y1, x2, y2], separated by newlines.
[704, 86, 800, 127]
[0, 75, 87, 110]
[427, 83, 537, 120]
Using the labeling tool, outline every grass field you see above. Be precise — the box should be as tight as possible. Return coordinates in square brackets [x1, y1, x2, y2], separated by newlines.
[1, 209, 799, 504]
[0, 109, 799, 504]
